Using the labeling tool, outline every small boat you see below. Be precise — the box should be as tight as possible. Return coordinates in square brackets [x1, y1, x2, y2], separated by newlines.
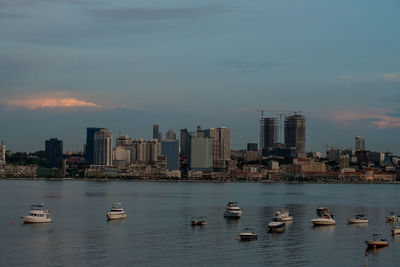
[365, 234, 389, 249]
[191, 217, 208, 226]
[238, 232, 258, 241]
[223, 202, 242, 218]
[386, 212, 400, 222]
[311, 206, 336, 226]
[107, 203, 127, 220]
[392, 224, 400, 235]
[347, 214, 369, 224]
[21, 204, 52, 224]
[267, 217, 285, 232]
[274, 209, 293, 221]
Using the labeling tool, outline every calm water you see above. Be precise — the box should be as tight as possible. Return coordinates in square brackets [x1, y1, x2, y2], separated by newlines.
[1, 181, 399, 266]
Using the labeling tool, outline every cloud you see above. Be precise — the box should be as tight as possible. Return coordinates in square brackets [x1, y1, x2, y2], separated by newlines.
[330, 110, 400, 129]
[381, 73, 400, 81]
[3, 94, 101, 110]
[88, 5, 225, 21]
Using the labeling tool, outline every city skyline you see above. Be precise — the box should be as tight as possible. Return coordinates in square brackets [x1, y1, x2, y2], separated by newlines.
[1, 0, 400, 153]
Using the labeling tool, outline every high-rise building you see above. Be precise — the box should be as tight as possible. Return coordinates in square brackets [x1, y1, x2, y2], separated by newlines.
[355, 136, 366, 151]
[180, 129, 192, 159]
[165, 129, 177, 141]
[86, 127, 105, 164]
[0, 142, 5, 164]
[284, 115, 306, 153]
[247, 143, 258, 151]
[146, 139, 161, 162]
[190, 136, 213, 171]
[93, 129, 113, 166]
[131, 138, 147, 162]
[45, 138, 63, 168]
[153, 124, 162, 141]
[198, 127, 231, 170]
[161, 140, 179, 170]
[260, 118, 278, 149]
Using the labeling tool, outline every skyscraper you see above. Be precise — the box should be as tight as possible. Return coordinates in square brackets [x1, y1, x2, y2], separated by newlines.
[284, 115, 306, 153]
[45, 138, 63, 168]
[93, 129, 113, 166]
[355, 136, 366, 151]
[180, 128, 192, 159]
[86, 127, 105, 164]
[161, 140, 179, 170]
[165, 129, 177, 141]
[153, 124, 162, 140]
[260, 118, 277, 149]
[198, 127, 231, 170]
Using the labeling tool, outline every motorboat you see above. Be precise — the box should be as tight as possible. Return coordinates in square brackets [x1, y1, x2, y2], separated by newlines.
[365, 234, 389, 249]
[191, 217, 208, 226]
[267, 217, 285, 232]
[347, 214, 369, 224]
[274, 209, 293, 221]
[107, 203, 127, 220]
[238, 232, 258, 241]
[20, 204, 52, 224]
[386, 212, 400, 222]
[392, 224, 400, 235]
[310, 206, 336, 226]
[223, 202, 242, 218]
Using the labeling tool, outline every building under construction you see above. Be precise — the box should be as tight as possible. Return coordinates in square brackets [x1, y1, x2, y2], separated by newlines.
[260, 117, 278, 149]
[284, 115, 306, 153]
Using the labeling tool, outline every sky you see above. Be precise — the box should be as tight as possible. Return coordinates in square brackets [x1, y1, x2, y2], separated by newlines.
[1, 0, 400, 153]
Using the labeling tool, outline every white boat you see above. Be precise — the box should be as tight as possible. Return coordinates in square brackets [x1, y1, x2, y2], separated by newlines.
[274, 209, 293, 221]
[238, 232, 258, 241]
[347, 214, 369, 224]
[311, 206, 336, 226]
[107, 203, 127, 220]
[20, 204, 52, 224]
[392, 224, 400, 235]
[386, 212, 400, 222]
[223, 202, 242, 218]
[267, 217, 285, 232]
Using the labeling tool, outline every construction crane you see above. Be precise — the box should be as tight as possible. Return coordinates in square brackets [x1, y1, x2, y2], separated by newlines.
[257, 109, 302, 144]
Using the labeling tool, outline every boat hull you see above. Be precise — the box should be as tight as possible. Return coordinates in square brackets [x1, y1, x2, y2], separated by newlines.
[107, 212, 127, 220]
[224, 211, 242, 218]
[239, 233, 258, 241]
[21, 216, 52, 224]
[392, 228, 400, 235]
[365, 240, 388, 248]
[347, 219, 369, 224]
[311, 218, 336, 226]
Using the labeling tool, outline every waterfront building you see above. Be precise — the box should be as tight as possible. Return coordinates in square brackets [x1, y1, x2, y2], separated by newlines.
[165, 129, 177, 141]
[190, 136, 213, 171]
[131, 138, 147, 162]
[247, 143, 258, 152]
[355, 136, 366, 151]
[260, 118, 278, 149]
[45, 138, 63, 169]
[284, 115, 306, 153]
[93, 129, 113, 166]
[180, 128, 192, 159]
[146, 139, 161, 162]
[339, 155, 350, 169]
[113, 146, 131, 167]
[0, 142, 5, 164]
[161, 140, 179, 170]
[198, 127, 231, 170]
[86, 127, 106, 164]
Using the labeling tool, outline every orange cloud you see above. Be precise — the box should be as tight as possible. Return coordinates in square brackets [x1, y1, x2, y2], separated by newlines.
[5, 96, 100, 109]
[331, 110, 400, 129]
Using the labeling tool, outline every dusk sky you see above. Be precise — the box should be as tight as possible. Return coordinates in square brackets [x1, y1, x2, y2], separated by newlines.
[1, 0, 400, 153]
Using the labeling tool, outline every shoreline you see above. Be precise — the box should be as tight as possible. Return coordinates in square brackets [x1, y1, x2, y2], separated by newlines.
[2, 177, 400, 184]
